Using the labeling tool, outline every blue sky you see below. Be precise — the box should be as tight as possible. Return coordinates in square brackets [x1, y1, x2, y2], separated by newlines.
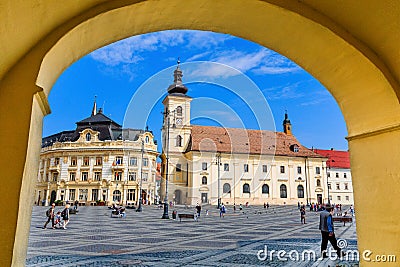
[44, 30, 348, 151]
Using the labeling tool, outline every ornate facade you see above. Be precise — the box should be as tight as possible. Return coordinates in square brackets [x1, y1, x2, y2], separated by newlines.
[35, 104, 158, 206]
[161, 63, 329, 206]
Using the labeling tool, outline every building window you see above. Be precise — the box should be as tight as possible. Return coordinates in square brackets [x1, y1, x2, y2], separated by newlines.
[293, 146, 299, 152]
[54, 157, 60, 166]
[142, 173, 148, 182]
[327, 172, 330, 178]
[344, 173, 347, 178]
[127, 189, 136, 201]
[345, 196, 349, 201]
[79, 189, 88, 201]
[297, 166, 302, 174]
[243, 183, 250, 193]
[202, 162, 207, 171]
[115, 156, 123, 165]
[69, 189, 76, 201]
[297, 185, 304, 198]
[86, 133, 91, 141]
[223, 183, 231, 194]
[328, 183, 331, 190]
[176, 135, 182, 147]
[316, 179, 321, 187]
[95, 157, 102, 166]
[262, 165, 268, 173]
[337, 196, 341, 201]
[145, 135, 149, 143]
[224, 163, 229, 171]
[143, 158, 149, 167]
[52, 173, 58, 182]
[202, 176, 207, 185]
[329, 195, 332, 201]
[130, 157, 137, 166]
[114, 172, 122, 181]
[128, 172, 136, 181]
[262, 184, 269, 194]
[91, 189, 99, 201]
[316, 167, 321, 174]
[280, 166, 285, 173]
[83, 157, 90, 166]
[81, 172, 88, 181]
[336, 183, 340, 190]
[176, 163, 182, 172]
[344, 183, 349, 190]
[280, 184, 287, 198]
[70, 157, 77, 166]
[69, 172, 76, 181]
[112, 190, 121, 202]
[94, 172, 101, 181]
[336, 173, 339, 178]
[244, 164, 249, 172]
[176, 106, 183, 116]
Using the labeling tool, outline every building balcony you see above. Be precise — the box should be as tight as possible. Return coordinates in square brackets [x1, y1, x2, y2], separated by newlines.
[111, 164, 124, 170]
[48, 165, 60, 172]
[68, 165, 77, 169]
[93, 165, 103, 169]
[80, 165, 90, 169]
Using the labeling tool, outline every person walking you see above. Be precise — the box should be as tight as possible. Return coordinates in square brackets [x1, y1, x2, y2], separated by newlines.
[300, 207, 306, 224]
[220, 203, 226, 218]
[61, 203, 70, 229]
[319, 205, 344, 258]
[43, 203, 56, 229]
[195, 203, 202, 217]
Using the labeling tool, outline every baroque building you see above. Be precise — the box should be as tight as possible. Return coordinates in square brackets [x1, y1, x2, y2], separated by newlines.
[35, 103, 158, 206]
[161, 63, 329, 206]
[314, 149, 354, 205]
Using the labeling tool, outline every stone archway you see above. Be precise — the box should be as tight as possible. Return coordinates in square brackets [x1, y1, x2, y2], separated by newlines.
[1, 1, 399, 266]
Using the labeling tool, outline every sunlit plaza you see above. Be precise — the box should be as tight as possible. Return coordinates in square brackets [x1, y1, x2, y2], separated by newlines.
[27, 205, 357, 266]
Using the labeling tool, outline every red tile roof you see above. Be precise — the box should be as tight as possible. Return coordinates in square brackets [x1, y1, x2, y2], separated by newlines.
[187, 125, 324, 158]
[314, 149, 350, 169]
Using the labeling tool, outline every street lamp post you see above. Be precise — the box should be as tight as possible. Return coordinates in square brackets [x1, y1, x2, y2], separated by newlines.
[136, 139, 145, 212]
[216, 152, 221, 209]
[162, 110, 171, 219]
[326, 160, 331, 205]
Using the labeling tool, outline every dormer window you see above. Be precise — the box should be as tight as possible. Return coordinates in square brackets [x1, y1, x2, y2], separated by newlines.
[86, 133, 91, 141]
[290, 144, 299, 152]
[145, 136, 149, 143]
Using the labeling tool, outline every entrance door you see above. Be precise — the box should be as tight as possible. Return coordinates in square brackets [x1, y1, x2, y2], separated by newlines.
[174, 190, 182, 204]
[201, 193, 208, 204]
[50, 190, 56, 204]
[317, 194, 323, 204]
[141, 190, 147, 204]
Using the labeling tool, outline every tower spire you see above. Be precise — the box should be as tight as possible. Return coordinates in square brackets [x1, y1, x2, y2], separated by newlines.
[283, 111, 292, 135]
[167, 58, 188, 95]
[91, 95, 97, 116]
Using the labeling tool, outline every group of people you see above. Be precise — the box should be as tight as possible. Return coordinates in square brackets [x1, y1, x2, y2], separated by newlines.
[43, 203, 70, 229]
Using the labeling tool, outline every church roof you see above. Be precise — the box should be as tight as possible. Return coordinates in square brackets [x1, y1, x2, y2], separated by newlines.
[186, 125, 324, 157]
[313, 149, 350, 169]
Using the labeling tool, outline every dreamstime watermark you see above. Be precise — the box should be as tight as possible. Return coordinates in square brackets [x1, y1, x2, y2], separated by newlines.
[256, 239, 397, 263]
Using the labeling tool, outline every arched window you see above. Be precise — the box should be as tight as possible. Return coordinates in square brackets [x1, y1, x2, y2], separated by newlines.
[223, 183, 231, 194]
[112, 190, 121, 202]
[316, 179, 321, 187]
[262, 184, 269, 194]
[176, 106, 183, 116]
[243, 183, 250, 193]
[280, 184, 287, 198]
[85, 132, 91, 141]
[297, 185, 304, 198]
[202, 176, 207, 185]
[145, 136, 149, 143]
[176, 135, 182, 147]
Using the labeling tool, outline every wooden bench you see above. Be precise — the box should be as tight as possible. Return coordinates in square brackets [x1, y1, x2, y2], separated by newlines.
[333, 216, 353, 226]
[178, 213, 195, 222]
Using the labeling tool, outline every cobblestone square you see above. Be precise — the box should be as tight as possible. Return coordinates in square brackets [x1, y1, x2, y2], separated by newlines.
[27, 205, 358, 266]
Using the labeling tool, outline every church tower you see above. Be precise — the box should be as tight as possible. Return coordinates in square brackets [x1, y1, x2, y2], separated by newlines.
[161, 59, 192, 154]
[283, 111, 292, 135]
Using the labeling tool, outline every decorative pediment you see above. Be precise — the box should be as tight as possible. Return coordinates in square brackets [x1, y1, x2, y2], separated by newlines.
[78, 129, 100, 143]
